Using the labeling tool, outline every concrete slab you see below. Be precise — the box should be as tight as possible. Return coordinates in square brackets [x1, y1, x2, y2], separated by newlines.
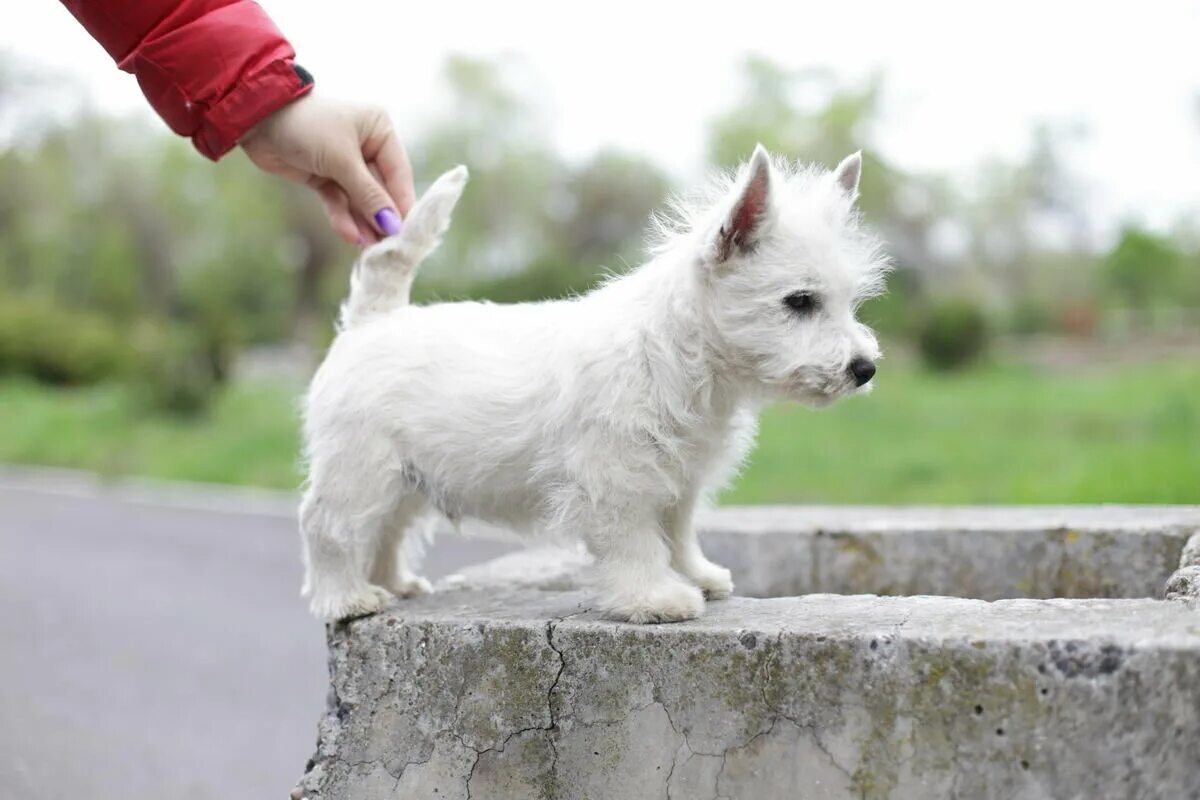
[294, 508, 1200, 799]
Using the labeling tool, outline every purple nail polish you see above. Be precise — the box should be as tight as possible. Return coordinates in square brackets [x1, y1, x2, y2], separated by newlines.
[374, 208, 402, 236]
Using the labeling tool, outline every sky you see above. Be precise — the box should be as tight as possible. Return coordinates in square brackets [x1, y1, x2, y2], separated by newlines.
[6, 1, 1199, 240]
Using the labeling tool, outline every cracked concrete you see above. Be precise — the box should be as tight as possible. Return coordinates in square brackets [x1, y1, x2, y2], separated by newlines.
[1165, 533, 1200, 600]
[294, 590, 1200, 799]
[294, 508, 1200, 799]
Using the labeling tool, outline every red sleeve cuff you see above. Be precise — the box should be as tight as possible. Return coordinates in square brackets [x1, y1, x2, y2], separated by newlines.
[76, 0, 315, 161]
[194, 59, 313, 160]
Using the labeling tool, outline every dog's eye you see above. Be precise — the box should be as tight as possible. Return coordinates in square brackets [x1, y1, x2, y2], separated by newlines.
[783, 291, 819, 315]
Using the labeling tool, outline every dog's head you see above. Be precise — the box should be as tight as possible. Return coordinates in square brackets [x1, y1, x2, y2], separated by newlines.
[681, 146, 889, 406]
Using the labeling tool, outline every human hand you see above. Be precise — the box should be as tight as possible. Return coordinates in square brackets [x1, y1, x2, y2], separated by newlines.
[240, 94, 415, 245]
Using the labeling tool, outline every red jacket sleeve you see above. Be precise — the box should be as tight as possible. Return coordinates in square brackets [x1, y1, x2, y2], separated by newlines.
[60, 0, 314, 160]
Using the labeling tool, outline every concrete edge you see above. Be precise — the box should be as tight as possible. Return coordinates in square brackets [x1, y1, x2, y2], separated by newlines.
[0, 463, 299, 518]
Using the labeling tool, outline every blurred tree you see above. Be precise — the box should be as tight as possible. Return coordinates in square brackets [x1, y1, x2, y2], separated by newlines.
[412, 56, 559, 280]
[0, 50, 79, 146]
[708, 59, 891, 202]
[108, 142, 177, 313]
[917, 297, 991, 370]
[960, 123, 1091, 305]
[409, 57, 669, 301]
[707, 57, 945, 328]
[550, 149, 668, 267]
[706, 59, 937, 240]
[411, 147, 670, 305]
[1104, 227, 1187, 317]
[278, 181, 351, 345]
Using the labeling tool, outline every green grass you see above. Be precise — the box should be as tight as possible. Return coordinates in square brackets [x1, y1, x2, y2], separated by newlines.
[1, 360, 1198, 503]
[0, 377, 303, 489]
[726, 361, 1200, 504]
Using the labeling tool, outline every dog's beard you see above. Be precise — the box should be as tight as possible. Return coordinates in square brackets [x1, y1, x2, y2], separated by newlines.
[785, 368, 861, 407]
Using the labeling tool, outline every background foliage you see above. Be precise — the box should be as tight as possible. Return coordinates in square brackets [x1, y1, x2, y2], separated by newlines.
[1, 53, 1197, 502]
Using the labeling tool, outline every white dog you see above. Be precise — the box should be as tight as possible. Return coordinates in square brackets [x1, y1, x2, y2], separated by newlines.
[300, 146, 887, 623]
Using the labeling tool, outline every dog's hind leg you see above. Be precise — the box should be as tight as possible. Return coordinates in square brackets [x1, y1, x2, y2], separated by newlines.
[299, 488, 397, 621]
[370, 494, 434, 599]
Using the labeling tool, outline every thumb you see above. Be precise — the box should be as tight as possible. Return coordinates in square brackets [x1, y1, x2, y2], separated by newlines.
[330, 156, 402, 236]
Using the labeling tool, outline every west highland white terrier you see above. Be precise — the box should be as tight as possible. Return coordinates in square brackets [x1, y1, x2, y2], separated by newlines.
[300, 146, 888, 623]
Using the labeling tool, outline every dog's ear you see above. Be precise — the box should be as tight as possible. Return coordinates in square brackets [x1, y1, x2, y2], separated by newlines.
[833, 151, 862, 198]
[711, 144, 775, 263]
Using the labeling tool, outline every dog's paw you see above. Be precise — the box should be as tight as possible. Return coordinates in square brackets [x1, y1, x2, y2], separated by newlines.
[309, 585, 394, 622]
[683, 561, 735, 600]
[382, 574, 433, 599]
[604, 578, 705, 624]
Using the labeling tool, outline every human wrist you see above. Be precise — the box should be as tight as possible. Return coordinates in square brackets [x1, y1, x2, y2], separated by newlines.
[235, 63, 315, 149]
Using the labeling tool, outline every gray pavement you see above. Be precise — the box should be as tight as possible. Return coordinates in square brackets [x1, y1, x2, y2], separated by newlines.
[0, 469, 515, 800]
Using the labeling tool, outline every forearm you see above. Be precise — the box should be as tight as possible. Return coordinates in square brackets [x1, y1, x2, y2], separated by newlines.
[60, 0, 312, 159]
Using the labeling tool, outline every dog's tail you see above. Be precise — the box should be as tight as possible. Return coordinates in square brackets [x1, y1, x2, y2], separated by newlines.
[339, 165, 469, 329]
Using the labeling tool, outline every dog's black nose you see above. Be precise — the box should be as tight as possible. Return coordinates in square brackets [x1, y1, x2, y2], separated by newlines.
[849, 357, 876, 387]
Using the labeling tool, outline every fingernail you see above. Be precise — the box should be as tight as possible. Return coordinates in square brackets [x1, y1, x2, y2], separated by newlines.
[374, 208, 402, 236]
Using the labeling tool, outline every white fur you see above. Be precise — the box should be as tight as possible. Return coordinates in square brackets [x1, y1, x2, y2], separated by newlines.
[299, 147, 889, 623]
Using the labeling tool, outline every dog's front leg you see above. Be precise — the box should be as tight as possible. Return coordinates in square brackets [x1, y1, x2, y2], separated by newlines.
[664, 493, 735, 600]
[564, 496, 704, 624]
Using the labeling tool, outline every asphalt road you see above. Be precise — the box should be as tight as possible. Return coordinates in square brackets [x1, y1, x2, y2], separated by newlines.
[0, 470, 515, 800]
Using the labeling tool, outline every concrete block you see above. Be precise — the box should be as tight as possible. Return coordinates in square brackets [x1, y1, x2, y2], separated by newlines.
[294, 507, 1200, 799]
